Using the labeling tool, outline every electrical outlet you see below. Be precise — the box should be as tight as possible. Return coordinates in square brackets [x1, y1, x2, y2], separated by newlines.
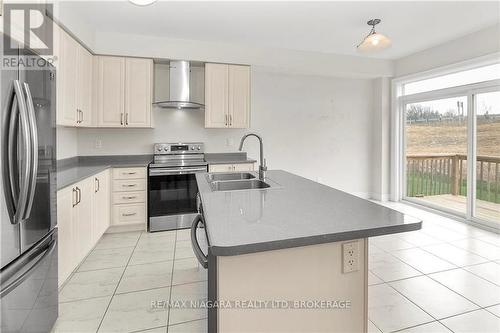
[95, 139, 102, 149]
[226, 138, 234, 147]
[342, 241, 359, 273]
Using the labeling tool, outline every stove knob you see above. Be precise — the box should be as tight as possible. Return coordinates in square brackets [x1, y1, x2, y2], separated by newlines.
[191, 147, 195, 150]
[157, 147, 163, 151]
[197, 146, 201, 150]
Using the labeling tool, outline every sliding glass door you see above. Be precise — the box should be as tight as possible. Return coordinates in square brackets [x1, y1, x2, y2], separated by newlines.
[402, 88, 500, 228]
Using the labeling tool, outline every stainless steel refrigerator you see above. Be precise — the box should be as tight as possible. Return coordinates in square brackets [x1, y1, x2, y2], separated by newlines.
[0, 38, 58, 332]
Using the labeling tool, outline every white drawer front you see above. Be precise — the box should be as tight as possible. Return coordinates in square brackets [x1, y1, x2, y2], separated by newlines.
[112, 167, 146, 180]
[113, 191, 146, 204]
[113, 179, 146, 192]
[112, 203, 146, 225]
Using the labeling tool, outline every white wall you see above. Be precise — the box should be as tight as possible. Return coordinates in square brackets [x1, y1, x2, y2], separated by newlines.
[77, 69, 375, 197]
[395, 24, 500, 77]
[57, 127, 78, 159]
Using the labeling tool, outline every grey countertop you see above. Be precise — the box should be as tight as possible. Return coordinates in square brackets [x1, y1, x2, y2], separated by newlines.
[196, 170, 422, 256]
[57, 155, 152, 190]
[204, 152, 256, 165]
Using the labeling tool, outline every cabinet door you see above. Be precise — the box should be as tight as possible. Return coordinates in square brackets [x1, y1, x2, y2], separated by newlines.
[75, 178, 94, 263]
[233, 163, 255, 172]
[125, 58, 153, 127]
[57, 186, 76, 286]
[92, 171, 110, 243]
[228, 65, 251, 128]
[97, 56, 125, 127]
[77, 46, 93, 127]
[57, 30, 78, 126]
[205, 63, 229, 128]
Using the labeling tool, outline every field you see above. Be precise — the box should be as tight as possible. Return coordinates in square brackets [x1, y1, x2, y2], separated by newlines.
[406, 120, 500, 156]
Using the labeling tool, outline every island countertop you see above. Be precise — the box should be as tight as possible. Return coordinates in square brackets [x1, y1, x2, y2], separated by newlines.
[196, 170, 422, 256]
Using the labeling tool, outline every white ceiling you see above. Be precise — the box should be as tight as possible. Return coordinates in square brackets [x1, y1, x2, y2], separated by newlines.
[58, 1, 500, 60]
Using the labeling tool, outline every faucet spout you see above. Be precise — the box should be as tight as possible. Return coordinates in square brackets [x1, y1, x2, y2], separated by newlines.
[238, 133, 267, 180]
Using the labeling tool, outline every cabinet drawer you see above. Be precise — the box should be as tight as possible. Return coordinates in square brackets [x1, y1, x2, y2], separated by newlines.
[113, 191, 146, 204]
[112, 203, 146, 225]
[113, 179, 146, 192]
[112, 167, 146, 180]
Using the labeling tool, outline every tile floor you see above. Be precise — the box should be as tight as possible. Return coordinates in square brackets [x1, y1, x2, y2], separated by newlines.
[52, 202, 500, 333]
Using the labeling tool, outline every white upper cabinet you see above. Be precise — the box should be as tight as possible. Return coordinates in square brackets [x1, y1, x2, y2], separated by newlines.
[76, 46, 93, 126]
[96, 56, 125, 127]
[228, 65, 251, 128]
[96, 56, 153, 128]
[205, 63, 250, 128]
[125, 58, 153, 127]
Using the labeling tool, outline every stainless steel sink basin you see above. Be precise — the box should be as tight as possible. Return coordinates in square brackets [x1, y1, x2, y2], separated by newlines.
[206, 172, 255, 182]
[210, 179, 271, 192]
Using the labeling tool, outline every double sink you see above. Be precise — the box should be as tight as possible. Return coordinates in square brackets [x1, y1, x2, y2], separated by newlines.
[206, 172, 272, 191]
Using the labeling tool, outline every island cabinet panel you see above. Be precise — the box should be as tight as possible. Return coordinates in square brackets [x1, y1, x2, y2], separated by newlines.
[208, 163, 254, 173]
[215, 239, 368, 333]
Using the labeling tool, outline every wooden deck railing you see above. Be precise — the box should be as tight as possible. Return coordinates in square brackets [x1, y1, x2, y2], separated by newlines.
[406, 154, 500, 203]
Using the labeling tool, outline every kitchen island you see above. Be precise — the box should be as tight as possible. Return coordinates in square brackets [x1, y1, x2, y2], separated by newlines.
[195, 170, 422, 333]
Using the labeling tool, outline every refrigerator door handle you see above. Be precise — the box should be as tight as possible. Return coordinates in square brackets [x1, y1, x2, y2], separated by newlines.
[21, 82, 38, 220]
[2, 80, 31, 225]
[0, 234, 56, 298]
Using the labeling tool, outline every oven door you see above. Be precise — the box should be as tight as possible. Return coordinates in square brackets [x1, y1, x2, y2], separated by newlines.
[148, 166, 207, 232]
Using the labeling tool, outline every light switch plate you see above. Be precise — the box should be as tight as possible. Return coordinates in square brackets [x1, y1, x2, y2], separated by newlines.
[342, 241, 359, 273]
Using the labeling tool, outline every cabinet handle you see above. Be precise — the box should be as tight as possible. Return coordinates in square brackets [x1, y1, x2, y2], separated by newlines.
[229, 114, 232, 127]
[72, 188, 77, 207]
[80, 109, 84, 124]
[124, 172, 136, 175]
[224, 114, 227, 126]
[125, 113, 129, 126]
[76, 109, 80, 124]
[122, 212, 137, 217]
[95, 177, 100, 193]
[122, 184, 137, 187]
[120, 113, 124, 125]
[123, 196, 136, 200]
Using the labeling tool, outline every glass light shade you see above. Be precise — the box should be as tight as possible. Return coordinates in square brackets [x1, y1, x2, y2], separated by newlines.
[357, 32, 392, 53]
[129, 0, 157, 6]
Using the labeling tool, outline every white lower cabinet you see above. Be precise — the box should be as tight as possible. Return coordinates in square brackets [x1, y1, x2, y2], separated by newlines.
[57, 170, 111, 286]
[209, 163, 255, 173]
[111, 167, 147, 228]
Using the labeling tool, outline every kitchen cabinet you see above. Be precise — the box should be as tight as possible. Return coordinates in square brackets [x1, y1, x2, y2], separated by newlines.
[208, 163, 255, 173]
[57, 171, 111, 286]
[56, 28, 94, 127]
[111, 167, 147, 228]
[205, 63, 250, 128]
[125, 58, 153, 127]
[96, 56, 153, 128]
[92, 170, 111, 244]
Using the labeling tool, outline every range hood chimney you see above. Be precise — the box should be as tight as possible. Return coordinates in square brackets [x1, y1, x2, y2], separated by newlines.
[154, 60, 204, 109]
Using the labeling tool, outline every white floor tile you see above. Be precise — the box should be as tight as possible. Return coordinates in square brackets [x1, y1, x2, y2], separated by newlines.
[398, 321, 452, 333]
[94, 232, 141, 250]
[176, 229, 191, 242]
[98, 287, 170, 333]
[174, 240, 196, 260]
[422, 243, 489, 267]
[367, 320, 382, 333]
[422, 226, 467, 242]
[169, 282, 207, 326]
[451, 238, 500, 261]
[369, 252, 422, 282]
[440, 309, 500, 333]
[463, 261, 500, 285]
[172, 257, 208, 285]
[397, 231, 443, 247]
[52, 296, 110, 333]
[368, 284, 433, 332]
[78, 247, 134, 272]
[392, 248, 457, 274]
[168, 319, 207, 333]
[429, 269, 500, 307]
[59, 267, 124, 302]
[370, 236, 416, 251]
[129, 247, 175, 266]
[116, 260, 173, 294]
[390, 276, 478, 319]
[486, 304, 500, 318]
[368, 271, 384, 285]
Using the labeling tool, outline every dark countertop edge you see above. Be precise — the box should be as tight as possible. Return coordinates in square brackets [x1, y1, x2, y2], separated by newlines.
[204, 152, 257, 165]
[208, 221, 423, 256]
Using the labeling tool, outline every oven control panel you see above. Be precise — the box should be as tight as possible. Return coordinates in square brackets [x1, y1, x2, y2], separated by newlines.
[154, 142, 205, 154]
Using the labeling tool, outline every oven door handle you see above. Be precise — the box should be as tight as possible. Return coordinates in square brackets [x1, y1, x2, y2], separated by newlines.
[191, 214, 208, 269]
[149, 167, 207, 176]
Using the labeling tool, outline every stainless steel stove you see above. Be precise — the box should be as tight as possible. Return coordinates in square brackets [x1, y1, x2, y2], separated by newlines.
[148, 143, 208, 232]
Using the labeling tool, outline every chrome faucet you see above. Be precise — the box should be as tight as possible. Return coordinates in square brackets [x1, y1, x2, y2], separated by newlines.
[238, 133, 267, 180]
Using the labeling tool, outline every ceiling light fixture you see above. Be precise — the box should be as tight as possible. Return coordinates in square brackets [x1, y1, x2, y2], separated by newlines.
[356, 19, 391, 53]
[129, 0, 158, 6]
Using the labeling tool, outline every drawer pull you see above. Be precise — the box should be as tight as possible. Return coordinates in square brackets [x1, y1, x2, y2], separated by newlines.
[122, 212, 137, 217]
[122, 184, 137, 187]
[123, 196, 136, 200]
[124, 172, 137, 175]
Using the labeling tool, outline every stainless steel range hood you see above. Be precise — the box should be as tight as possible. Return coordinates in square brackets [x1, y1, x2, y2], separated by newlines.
[154, 60, 204, 109]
